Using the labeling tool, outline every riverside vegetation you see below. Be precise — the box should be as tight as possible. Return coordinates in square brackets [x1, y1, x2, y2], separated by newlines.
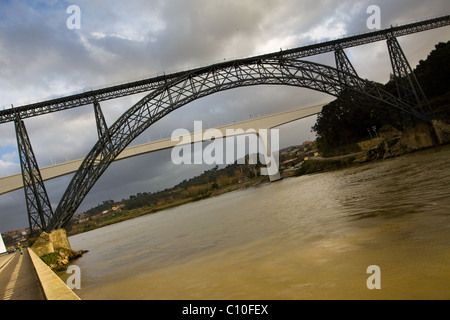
[66, 160, 269, 236]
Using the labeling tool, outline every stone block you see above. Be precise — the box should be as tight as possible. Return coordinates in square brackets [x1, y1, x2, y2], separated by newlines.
[31, 229, 72, 257]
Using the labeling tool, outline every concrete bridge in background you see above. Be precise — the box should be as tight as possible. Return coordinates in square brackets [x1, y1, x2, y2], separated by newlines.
[0, 104, 325, 196]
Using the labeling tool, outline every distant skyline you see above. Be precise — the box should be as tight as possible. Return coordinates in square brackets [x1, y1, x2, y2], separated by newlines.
[1, 0, 449, 232]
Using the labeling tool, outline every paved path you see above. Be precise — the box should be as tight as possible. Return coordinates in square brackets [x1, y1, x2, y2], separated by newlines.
[0, 250, 45, 300]
[0, 253, 15, 269]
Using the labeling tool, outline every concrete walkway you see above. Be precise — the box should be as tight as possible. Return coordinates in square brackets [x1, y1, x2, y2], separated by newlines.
[0, 250, 45, 300]
[0, 253, 15, 269]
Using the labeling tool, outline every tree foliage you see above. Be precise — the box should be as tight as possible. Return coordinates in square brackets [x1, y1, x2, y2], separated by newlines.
[313, 41, 450, 155]
[414, 41, 450, 100]
[313, 97, 384, 156]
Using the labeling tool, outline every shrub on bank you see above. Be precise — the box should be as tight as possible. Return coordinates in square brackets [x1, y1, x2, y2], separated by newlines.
[40, 247, 88, 271]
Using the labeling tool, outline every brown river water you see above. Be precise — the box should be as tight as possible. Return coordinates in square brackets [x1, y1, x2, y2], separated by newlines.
[59, 144, 450, 299]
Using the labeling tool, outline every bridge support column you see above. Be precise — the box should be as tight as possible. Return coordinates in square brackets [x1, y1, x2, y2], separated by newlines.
[386, 34, 432, 118]
[14, 117, 53, 235]
[93, 98, 114, 162]
[334, 45, 403, 125]
[334, 45, 363, 89]
[257, 131, 281, 182]
[93, 97, 109, 140]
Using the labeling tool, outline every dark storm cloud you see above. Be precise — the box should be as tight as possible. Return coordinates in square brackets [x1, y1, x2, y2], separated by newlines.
[148, 0, 281, 66]
[0, 2, 90, 103]
[1, 0, 449, 232]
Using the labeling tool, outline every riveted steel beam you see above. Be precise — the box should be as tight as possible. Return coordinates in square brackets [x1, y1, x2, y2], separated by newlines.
[14, 117, 53, 234]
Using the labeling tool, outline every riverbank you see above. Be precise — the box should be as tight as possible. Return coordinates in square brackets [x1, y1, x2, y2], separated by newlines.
[67, 175, 269, 237]
[293, 120, 450, 176]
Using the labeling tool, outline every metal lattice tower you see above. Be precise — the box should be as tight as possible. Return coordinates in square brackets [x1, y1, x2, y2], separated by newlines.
[14, 118, 53, 234]
[93, 98, 113, 157]
[333, 45, 402, 124]
[386, 34, 433, 117]
[334, 45, 363, 89]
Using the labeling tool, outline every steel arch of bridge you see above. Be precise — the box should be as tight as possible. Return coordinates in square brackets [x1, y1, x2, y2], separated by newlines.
[48, 56, 425, 230]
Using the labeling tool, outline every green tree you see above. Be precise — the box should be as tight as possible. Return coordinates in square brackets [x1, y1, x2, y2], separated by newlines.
[313, 41, 450, 155]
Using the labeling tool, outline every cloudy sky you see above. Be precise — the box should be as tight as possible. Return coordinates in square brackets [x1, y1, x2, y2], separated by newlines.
[0, 0, 449, 232]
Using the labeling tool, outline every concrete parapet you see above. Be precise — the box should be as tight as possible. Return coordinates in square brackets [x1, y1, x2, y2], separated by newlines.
[28, 248, 80, 300]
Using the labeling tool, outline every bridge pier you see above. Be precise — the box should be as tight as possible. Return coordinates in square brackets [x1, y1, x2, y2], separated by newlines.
[268, 166, 282, 182]
[386, 34, 432, 119]
[14, 117, 53, 235]
[93, 97, 109, 140]
[93, 98, 114, 155]
[334, 45, 363, 89]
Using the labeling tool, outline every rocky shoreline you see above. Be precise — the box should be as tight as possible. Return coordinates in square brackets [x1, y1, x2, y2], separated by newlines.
[29, 229, 88, 271]
[40, 247, 89, 271]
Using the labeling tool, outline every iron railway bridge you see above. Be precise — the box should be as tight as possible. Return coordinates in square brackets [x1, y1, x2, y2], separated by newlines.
[1, 15, 449, 235]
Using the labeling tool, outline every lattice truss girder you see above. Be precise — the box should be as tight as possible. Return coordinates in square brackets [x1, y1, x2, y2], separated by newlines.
[14, 118, 53, 234]
[49, 56, 426, 230]
[334, 46, 365, 90]
[386, 34, 432, 115]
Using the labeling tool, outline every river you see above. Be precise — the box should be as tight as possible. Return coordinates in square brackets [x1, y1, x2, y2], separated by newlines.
[59, 144, 450, 300]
